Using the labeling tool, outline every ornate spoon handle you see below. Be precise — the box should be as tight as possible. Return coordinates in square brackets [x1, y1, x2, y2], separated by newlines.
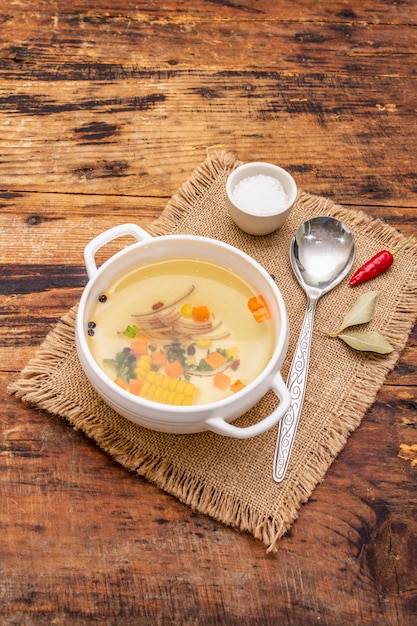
[273, 295, 318, 482]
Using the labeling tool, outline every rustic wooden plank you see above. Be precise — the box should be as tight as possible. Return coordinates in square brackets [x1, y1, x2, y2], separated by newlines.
[2, 19, 416, 76]
[5, 0, 417, 24]
[2, 380, 416, 625]
[0, 193, 162, 264]
[1, 72, 417, 206]
[0, 193, 416, 266]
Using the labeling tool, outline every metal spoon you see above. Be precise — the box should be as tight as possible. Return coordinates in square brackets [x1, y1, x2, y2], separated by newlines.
[273, 216, 356, 482]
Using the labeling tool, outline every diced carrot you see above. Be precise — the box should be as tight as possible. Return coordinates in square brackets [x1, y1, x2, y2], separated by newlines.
[130, 338, 148, 356]
[114, 377, 129, 390]
[248, 294, 271, 322]
[252, 306, 271, 323]
[247, 294, 268, 312]
[165, 359, 184, 378]
[230, 379, 246, 394]
[204, 350, 227, 370]
[151, 351, 167, 368]
[213, 371, 231, 390]
[192, 305, 210, 322]
[129, 378, 143, 396]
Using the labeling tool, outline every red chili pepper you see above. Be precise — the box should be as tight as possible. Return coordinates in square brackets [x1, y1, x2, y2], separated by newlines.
[349, 235, 414, 286]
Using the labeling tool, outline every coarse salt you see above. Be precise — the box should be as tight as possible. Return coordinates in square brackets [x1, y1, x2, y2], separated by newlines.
[232, 174, 288, 215]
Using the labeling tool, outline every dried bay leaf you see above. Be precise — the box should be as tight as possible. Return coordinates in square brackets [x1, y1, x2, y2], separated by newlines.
[321, 291, 393, 355]
[339, 290, 380, 332]
[338, 331, 394, 354]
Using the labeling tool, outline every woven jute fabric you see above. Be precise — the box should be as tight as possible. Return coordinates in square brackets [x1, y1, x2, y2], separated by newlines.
[9, 151, 417, 551]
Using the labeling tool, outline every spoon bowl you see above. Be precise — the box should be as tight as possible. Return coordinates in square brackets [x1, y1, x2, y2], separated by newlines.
[273, 216, 355, 482]
[291, 216, 356, 295]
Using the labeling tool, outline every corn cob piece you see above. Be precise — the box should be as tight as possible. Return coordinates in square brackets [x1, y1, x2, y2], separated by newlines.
[140, 369, 199, 405]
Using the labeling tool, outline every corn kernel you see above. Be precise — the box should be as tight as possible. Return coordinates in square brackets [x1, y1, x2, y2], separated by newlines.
[176, 380, 187, 394]
[226, 346, 239, 360]
[146, 370, 156, 383]
[168, 378, 178, 392]
[181, 303, 192, 317]
[160, 389, 170, 403]
[154, 373, 164, 387]
[173, 394, 185, 405]
[146, 384, 156, 400]
[184, 382, 195, 397]
[196, 339, 212, 348]
[167, 391, 176, 404]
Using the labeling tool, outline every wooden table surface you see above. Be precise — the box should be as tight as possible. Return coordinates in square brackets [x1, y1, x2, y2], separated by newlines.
[1, 2, 416, 624]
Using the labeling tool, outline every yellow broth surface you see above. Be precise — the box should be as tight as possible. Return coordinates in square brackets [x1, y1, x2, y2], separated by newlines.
[87, 258, 276, 406]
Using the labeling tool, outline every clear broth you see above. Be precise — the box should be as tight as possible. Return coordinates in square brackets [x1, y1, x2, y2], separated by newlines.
[87, 258, 276, 406]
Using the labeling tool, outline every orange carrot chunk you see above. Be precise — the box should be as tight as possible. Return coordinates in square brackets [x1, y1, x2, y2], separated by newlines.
[247, 294, 267, 312]
[248, 294, 271, 322]
[252, 306, 271, 323]
[204, 351, 227, 370]
[192, 305, 210, 322]
[151, 351, 167, 368]
[114, 377, 129, 390]
[230, 379, 246, 393]
[129, 378, 143, 396]
[165, 359, 184, 378]
[131, 338, 148, 356]
[213, 371, 231, 390]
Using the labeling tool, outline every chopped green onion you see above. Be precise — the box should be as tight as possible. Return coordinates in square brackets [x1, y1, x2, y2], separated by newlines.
[123, 324, 139, 338]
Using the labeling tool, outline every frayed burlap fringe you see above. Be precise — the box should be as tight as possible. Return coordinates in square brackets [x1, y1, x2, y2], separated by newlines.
[8, 150, 417, 552]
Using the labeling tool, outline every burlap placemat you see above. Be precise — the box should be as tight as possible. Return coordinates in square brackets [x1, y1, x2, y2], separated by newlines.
[9, 151, 417, 551]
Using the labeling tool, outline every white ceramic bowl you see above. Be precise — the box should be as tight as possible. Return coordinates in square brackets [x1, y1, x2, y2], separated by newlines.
[75, 224, 290, 438]
[226, 162, 297, 235]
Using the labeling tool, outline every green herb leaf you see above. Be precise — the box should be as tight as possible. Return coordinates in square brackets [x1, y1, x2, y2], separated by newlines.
[338, 331, 394, 354]
[165, 342, 187, 367]
[103, 350, 136, 381]
[339, 291, 380, 332]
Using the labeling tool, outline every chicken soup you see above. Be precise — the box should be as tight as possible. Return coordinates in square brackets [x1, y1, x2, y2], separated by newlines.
[86, 258, 276, 406]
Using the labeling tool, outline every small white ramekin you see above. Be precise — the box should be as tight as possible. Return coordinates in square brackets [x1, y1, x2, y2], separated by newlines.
[226, 162, 297, 236]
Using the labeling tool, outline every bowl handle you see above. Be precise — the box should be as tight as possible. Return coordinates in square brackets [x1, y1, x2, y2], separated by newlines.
[84, 223, 152, 279]
[204, 372, 291, 439]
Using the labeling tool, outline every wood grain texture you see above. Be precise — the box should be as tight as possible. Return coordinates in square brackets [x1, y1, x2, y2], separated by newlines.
[1, 1, 416, 624]
[1, 72, 416, 205]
